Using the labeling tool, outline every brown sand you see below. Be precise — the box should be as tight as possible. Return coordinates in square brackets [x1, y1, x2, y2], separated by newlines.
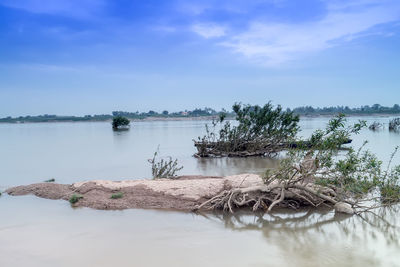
[6, 174, 263, 211]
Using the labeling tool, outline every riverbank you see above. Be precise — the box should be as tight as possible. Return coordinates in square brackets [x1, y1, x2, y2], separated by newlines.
[2, 113, 400, 124]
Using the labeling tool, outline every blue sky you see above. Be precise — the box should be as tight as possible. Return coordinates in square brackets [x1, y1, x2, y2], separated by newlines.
[0, 0, 400, 116]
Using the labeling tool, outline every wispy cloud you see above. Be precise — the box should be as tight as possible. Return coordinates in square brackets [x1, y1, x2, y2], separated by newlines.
[208, 0, 400, 65]
[191, 23, 227, 39]
[0, 0, 106, 19]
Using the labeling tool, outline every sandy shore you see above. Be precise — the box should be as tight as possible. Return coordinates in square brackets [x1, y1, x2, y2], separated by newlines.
[6, 174, 263, 211]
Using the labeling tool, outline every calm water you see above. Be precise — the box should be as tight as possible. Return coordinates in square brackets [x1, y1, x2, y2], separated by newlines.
[1, 116, 400, 267]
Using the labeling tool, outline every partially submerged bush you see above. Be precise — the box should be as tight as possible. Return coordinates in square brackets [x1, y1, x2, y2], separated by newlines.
[69, 194, 83, 204]
[196, 115, 400, 214]
[148, 149, 183, 179]
[389, 118, 400, 131]
[369, 121, 383, 131]
[112, 116, 130, 130]
[111, 192, 124, 199]
[194, 102, 300, 157]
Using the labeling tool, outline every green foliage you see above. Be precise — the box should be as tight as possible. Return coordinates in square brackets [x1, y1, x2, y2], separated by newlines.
[112, 116, 130, 130]
[196, 102, 299, 156]
[148, 148, 183, 179]
[231, 102, 299, 141]
[44, 178, 55, 183]
[266, 115, 400, 204]
[379, 152, 400, 203]
[389, 118, 400, 131]
[111, 192, 124, 199]
[69, 194, 83, 204]
[380, 183, 400, 203]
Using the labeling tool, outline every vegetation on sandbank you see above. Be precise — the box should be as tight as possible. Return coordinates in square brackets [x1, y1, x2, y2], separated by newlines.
[194, 102, 300, 157]
[195, 115, 400, 214]
[148, 148, 183, 179]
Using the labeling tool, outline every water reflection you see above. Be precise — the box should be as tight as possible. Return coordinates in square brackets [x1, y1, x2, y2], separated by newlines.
[199, 205, 400, 267]
[2, 118, 400, 267]
[196, 157, 280, 177]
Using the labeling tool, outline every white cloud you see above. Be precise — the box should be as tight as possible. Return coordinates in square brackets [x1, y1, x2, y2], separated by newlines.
[191, 24, 227, 39]
[216, 0, 400, 65]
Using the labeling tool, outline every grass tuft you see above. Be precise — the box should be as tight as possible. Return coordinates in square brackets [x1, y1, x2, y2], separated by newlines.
[111, 192, 124, 199]
[69, 194, 83, 204]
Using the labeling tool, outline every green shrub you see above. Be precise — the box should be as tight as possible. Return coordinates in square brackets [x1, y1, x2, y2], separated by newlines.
[112, 116, 130, 130]
[111, 192, 124, 199]
[44, 178, 55, 183]
[69, 194, 83, 204]
[195, 102, 300, 157]
[148, 149, 183, 179]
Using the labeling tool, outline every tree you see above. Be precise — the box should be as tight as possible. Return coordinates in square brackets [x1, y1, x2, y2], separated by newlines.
[195, 115, 400, 214]
[112, 116, 130, 130]
[194, 102, 300, 157]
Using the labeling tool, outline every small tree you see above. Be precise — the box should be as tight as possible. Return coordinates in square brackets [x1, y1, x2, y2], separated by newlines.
[112, 116, 130, 130]
[194, 102, 300, 157]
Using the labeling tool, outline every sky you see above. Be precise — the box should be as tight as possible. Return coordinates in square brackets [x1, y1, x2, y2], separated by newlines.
[0, 0, 400, 116]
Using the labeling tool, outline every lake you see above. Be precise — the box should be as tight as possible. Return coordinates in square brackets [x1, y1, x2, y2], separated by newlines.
[1, 116, 400, 267]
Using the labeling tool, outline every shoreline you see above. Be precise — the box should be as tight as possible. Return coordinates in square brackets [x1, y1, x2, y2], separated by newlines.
[1, 113, 400, 124]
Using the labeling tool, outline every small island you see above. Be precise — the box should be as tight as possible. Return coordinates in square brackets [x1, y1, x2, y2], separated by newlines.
[112, 116, 131, 130]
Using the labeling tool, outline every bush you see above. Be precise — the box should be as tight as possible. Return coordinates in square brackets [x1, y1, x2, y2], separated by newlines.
[69, 194, 83, 204]
[148, 149, 183, 179]
[195, 102, 299, 157]
[111, 192, 124, 199]
[389, 118, 400, 131]
[44, 178, 55, 183]
[369, 121, 383, 131]
[112, 116, 130, 130]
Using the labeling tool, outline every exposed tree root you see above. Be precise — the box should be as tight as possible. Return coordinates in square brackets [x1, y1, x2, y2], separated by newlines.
[193, 180, 340, 213]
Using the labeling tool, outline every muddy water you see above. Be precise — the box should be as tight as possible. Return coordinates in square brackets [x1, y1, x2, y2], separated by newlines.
[1, 116, 400, 267]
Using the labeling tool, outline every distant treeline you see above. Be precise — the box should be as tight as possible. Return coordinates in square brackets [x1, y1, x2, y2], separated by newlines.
[1, 104, 400, 123]
[291, 104, 400, 115]
[112, 107, 219, 119]
[0, 108, 220, 123]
